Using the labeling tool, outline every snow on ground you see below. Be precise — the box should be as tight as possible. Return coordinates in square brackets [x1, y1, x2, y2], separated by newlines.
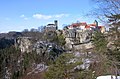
[96, 75, 120, 79]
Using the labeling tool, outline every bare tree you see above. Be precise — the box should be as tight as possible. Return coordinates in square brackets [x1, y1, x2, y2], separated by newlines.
[90, 0, 120, 22]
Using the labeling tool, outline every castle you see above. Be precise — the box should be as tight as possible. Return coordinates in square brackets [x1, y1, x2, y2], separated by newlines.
[63, 20, 106, 50]
[44, 20, 58, 32]
[64, 20, 105, 33]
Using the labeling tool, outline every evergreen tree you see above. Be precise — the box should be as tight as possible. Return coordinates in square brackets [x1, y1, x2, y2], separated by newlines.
[107, 14, 120, 62]
[44, 53, 77, 79]
[92, 31, 108, 54]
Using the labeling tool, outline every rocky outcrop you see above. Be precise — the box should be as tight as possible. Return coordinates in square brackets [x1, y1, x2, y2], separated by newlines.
[72, 42, 93, 50]
[33, 41, 64, 60]
[63, 29, 93, 50]
[15, 37, 64, 60]
[15, 37, 32, 53]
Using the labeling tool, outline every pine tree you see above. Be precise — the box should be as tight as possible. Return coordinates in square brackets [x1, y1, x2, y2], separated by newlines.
[92, 31, 108, 54]
[44, 53, 83, 79]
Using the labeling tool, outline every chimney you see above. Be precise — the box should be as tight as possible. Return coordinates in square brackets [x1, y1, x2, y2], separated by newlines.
[54, 20, 58, 30]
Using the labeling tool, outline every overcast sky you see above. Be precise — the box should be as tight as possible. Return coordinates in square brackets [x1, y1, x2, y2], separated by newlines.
[0, 0, 98, 33]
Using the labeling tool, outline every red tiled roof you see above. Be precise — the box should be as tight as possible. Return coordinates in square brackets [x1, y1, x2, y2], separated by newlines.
[71, 22, 87, 27]
[88, 24, 96, 26]
[67, 22, 104, 29]
[72, 23, 80, 27]
[85, 25, 90, 28]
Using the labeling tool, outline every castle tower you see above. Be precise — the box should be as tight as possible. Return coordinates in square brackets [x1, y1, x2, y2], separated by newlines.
[94, 20, 98, 27]
[94, 20, 99, 31]
[54, 20, 58, 30]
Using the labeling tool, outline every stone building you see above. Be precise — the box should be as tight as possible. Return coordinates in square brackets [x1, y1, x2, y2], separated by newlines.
[44, 20, 58, 32]
[66, 20, 105, 33]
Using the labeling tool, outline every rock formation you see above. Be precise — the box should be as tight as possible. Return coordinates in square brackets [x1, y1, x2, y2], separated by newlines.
[63, 29, 93, 50]
[15, 37, 32, 53]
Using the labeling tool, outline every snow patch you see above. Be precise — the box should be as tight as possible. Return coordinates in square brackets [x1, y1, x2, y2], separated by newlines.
[96, 75, 120, 79]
